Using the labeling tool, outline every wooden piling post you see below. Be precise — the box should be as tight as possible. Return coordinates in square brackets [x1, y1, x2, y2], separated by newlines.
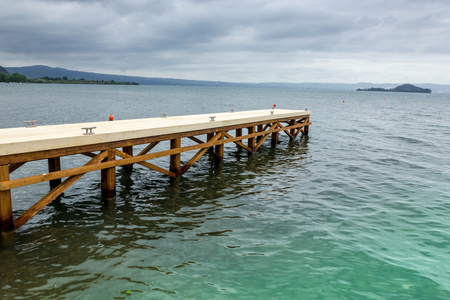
[256, 125, 264, 142]
[0, 165, 14, 235]
[215, 132, 224, 163]
[236, 128, 242, 149]
[207, 133, 214, 153]
[290, 119, 297, 141]
[248, 126, 255, 151]
[48, 157, 62, 190]
[101, 149, 116, 200]
[271, 123, 278, 147]
[304, 117, 310, 136]
[170, 138, 181, 176]
[122, 146, 133, 172]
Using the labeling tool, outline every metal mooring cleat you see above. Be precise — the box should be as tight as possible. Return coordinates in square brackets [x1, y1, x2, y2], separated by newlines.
[82, 127, 96, 135]
[24, 120, 38, 127]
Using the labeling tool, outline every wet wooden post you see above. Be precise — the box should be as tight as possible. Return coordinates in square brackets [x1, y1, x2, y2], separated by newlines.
[122, 146, 133, 172]
[170, 138, 181, 176]
[0, 165, 14, 246]
[215, 132, 224, 163]
[207, 133, 214, 153]
[48, 157, 62, 190]
[290, 119, 297, 141]
[101, 149, 116, 200]
[304, 117, 310, 136]
[248, 126, 255, 151]
[236, 128, 242, 138]
[271, 123, 278, 147]
[257, 125, 263, 141]
[235, 128, 242, 151]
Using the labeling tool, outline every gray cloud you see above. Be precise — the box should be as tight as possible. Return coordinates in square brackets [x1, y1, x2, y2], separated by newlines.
[1, 0, 450, 83]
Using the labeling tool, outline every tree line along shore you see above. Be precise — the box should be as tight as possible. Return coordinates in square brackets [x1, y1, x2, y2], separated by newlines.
[0, 72, 138, 85]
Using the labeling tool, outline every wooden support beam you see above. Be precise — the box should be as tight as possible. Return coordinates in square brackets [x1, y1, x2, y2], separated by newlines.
[303, 117, 310, 135]
[48, 157, 62, 190]
[13, 151, 108, 230]
[290, 119, 297, 141]
[207, 133, 214, 153]
[181, 133, 222, 175]
[115, 149, 176, 178]
[215, 132, 225, 163]
[188, 136, 204, 145]
[248, 126, 255, 151]
[9, 162, 25, 174]
[122, 146, 133, 172]
[277, 123, 295, 140]
[138, 141, 159, 156]
[224, 132, 253, 153]
[235, 128, 242, 149]
[82, 152, 98, 158]
[271, 123, 279, 147]
[0, 165, 14, 234]
[101, 149, 116, 200]
[294, 127, 302, 138]
[256, 125, 264, 142]
[170, 138, 181, 176]
[255, 123, 279, 151]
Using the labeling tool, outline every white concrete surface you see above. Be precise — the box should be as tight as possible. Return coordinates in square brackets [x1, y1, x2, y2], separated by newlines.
[0, 109, 310, 156]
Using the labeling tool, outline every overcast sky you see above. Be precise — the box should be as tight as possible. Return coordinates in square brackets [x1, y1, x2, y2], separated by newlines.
[1, 0, 450, 84]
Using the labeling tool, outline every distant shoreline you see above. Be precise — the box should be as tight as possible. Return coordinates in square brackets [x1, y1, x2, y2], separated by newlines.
[357, 84, 431, 93]
[0, 71, 138, 85]
[29, 78, 139, 85]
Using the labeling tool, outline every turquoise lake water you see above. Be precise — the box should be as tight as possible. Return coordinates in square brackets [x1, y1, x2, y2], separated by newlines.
[0, 84, 449, 299]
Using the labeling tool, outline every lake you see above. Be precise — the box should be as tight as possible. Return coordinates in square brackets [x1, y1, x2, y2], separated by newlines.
[0, 84, 449, 299]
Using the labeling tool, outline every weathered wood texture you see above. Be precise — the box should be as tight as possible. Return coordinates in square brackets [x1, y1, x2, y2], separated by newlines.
[13, 151, 109, 230]
[170, 138, 181, 175]
[0, 165, 14, 233]
[215, 132, 225, 163]
[101, 149, 116, 200]
[122, 146, 133, 172]
[48, 157, 62, 189]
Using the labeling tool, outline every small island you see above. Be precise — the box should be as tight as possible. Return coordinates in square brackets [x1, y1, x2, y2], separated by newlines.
[357, 84, 431, 93]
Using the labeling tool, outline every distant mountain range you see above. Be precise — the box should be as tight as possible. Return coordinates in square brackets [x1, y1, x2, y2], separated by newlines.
[4, 65, 450, 93]
[0, 65, 10, 75]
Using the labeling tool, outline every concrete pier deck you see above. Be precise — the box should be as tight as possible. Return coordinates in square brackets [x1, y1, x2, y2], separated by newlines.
[0, 109, 309, 157]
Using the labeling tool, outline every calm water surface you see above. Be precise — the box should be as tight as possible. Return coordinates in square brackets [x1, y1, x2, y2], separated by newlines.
[0, 84, 449, 299]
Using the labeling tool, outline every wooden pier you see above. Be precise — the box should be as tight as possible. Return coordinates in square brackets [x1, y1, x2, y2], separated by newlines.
[0, 109, 310, 243]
